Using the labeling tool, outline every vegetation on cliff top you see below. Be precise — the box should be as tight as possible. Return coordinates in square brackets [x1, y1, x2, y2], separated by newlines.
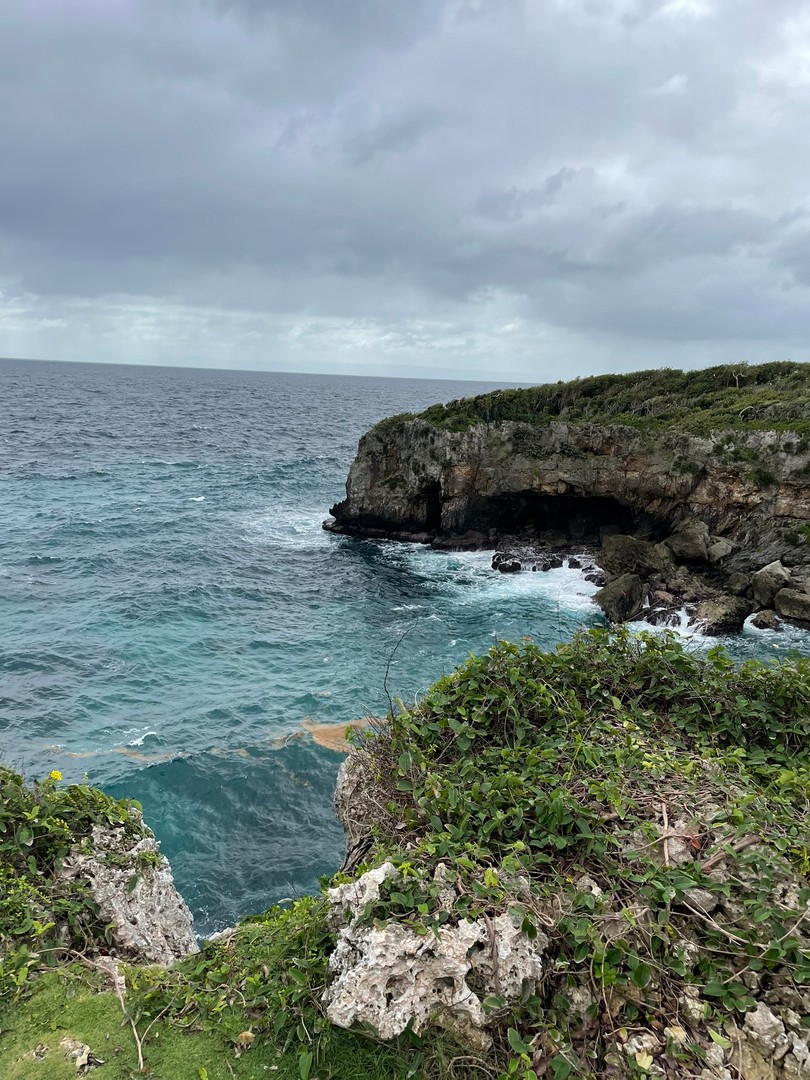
[380, 361, 810, 437]
[350, 628, 810, 1076]
[3, 629, 810, 1078]
[0, 767, 146, 1004]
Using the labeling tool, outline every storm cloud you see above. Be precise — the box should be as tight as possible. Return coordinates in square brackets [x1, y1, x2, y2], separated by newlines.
[1, 0, 809, 378]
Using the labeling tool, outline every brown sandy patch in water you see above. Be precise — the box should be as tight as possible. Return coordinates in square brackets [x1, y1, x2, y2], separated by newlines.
[301, 717, 373, 753]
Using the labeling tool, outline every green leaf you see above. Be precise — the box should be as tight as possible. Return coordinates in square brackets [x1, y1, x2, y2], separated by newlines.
[631, 962, 652, 989]
[507, 1026, 532, 1056]
[708, 1027, 731, 1049]
[298, 1048, 313, 1080]
[550, 1057, 573, 1079]
[482, 994, 506, 1011]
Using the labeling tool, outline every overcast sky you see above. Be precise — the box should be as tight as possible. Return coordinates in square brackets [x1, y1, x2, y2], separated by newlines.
[1, 0, 809, 380]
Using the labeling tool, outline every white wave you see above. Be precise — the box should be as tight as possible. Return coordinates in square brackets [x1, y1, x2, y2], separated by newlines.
[401, 548, 601, 614]
[242, 507, 330, 549]
[127, 730, 159, 747]
[188, 495, 206, 502]
[743, 614, 810, 652]
[627, 607, 706, 644]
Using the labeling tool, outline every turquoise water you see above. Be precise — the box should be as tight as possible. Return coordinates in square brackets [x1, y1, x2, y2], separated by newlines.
[2, 358, 807, 936]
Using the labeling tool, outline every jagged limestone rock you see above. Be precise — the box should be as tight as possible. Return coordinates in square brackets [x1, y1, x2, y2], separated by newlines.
[61, 814, 197, 966]
[752, 560, 791, 608]
[664, 520, 710, 562]
[324, 863, 547, 1041]
[593, 573, 645, 624]
[775, 588, 810, 622]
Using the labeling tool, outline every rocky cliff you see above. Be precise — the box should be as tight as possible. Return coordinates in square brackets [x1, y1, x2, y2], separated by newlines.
[325, 364, 810, 630]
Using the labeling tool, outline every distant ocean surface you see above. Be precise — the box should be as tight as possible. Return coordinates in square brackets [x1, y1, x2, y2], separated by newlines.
[2, 359, 807, 936]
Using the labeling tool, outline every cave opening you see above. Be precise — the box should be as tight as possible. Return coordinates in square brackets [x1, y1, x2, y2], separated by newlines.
[423, 483, 443, 531]
[472, 492, 659, 543]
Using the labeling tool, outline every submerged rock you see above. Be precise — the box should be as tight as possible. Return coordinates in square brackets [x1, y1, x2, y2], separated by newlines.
[492, 552, 522, 573]
[752, 608, 783, 630]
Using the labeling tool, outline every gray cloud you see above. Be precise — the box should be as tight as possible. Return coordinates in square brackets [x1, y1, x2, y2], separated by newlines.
[1, 0, 810, 378]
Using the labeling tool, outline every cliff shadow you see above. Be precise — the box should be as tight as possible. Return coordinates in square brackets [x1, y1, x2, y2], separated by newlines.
[469, 492, 656, 544]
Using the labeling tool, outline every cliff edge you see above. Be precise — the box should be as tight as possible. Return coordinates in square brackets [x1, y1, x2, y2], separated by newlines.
[325, 362, 810, 630]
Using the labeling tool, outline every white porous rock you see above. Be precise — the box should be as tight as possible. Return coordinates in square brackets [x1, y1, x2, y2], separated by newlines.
[324, 863, 547, 1041]
[703, 1042, 727, 1071]
[784, 1034, 810, 1079]
[61, 816, 197, 966]
[326, 861, 399, 929]
[679, 986, 710, 1025]
[744, 1002, 787, 1058]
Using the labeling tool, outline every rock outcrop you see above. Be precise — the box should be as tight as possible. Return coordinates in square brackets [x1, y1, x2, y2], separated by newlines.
[61, 811, 197, 966]
[325, 408, 810, 631]
[323, 862, 547, 1046]
[593, 573, 645, 623]
[326, 418, 810, 562]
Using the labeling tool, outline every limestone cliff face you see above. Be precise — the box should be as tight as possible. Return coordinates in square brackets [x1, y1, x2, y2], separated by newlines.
[326, 417, 810, 573]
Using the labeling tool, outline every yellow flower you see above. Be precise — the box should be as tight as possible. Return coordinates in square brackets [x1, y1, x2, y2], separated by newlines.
[48, 770, 62, 782]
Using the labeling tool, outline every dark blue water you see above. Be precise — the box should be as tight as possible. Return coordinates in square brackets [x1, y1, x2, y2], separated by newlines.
[1, 359, 804, 935]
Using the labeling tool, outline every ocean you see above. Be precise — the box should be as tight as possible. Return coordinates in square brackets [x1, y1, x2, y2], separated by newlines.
[1, 358, 806, 936]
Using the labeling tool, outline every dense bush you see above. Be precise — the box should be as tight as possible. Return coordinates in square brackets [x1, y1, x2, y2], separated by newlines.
[413, 361, 810, 436]
[0, 767, 141, 1001]
[352, 629, 810, 1076]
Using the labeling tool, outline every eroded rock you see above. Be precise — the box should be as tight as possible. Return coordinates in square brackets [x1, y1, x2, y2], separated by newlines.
[694, 595, 753, 635]
[593, 573, 645, 624]
[598, 535, 672, 579]
[664, 521, 710, 562]
[324, 864, 547, 1042]
[775, 588, 810, 622]
[60, 814, 197, 966]
[752, 560, 791, 608]
[752, 609, 783, 630]
[707, 537, 736, 564]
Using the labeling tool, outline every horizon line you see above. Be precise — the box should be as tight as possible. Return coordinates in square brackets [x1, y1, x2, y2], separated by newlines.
[0, 354, 530, 386]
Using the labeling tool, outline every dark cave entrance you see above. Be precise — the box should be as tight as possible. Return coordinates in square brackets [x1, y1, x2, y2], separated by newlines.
[472, 492, 655, 544]
[423, 483, 443, 531]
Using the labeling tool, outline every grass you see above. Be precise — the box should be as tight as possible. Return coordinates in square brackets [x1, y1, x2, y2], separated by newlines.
[404, 361, 810, 436]
[0, 969, 346, 1080]
[0, 899, 464, 1080]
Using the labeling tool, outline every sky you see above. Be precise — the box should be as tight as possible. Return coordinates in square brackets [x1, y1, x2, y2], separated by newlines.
[1, 0, 810, 381]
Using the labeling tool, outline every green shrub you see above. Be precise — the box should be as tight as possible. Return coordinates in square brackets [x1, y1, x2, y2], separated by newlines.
[749, 466, 777, 487]
[405, 361, 810, 438]
[0, 767, 142, 1002]
[354, 629, 810, 1076]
